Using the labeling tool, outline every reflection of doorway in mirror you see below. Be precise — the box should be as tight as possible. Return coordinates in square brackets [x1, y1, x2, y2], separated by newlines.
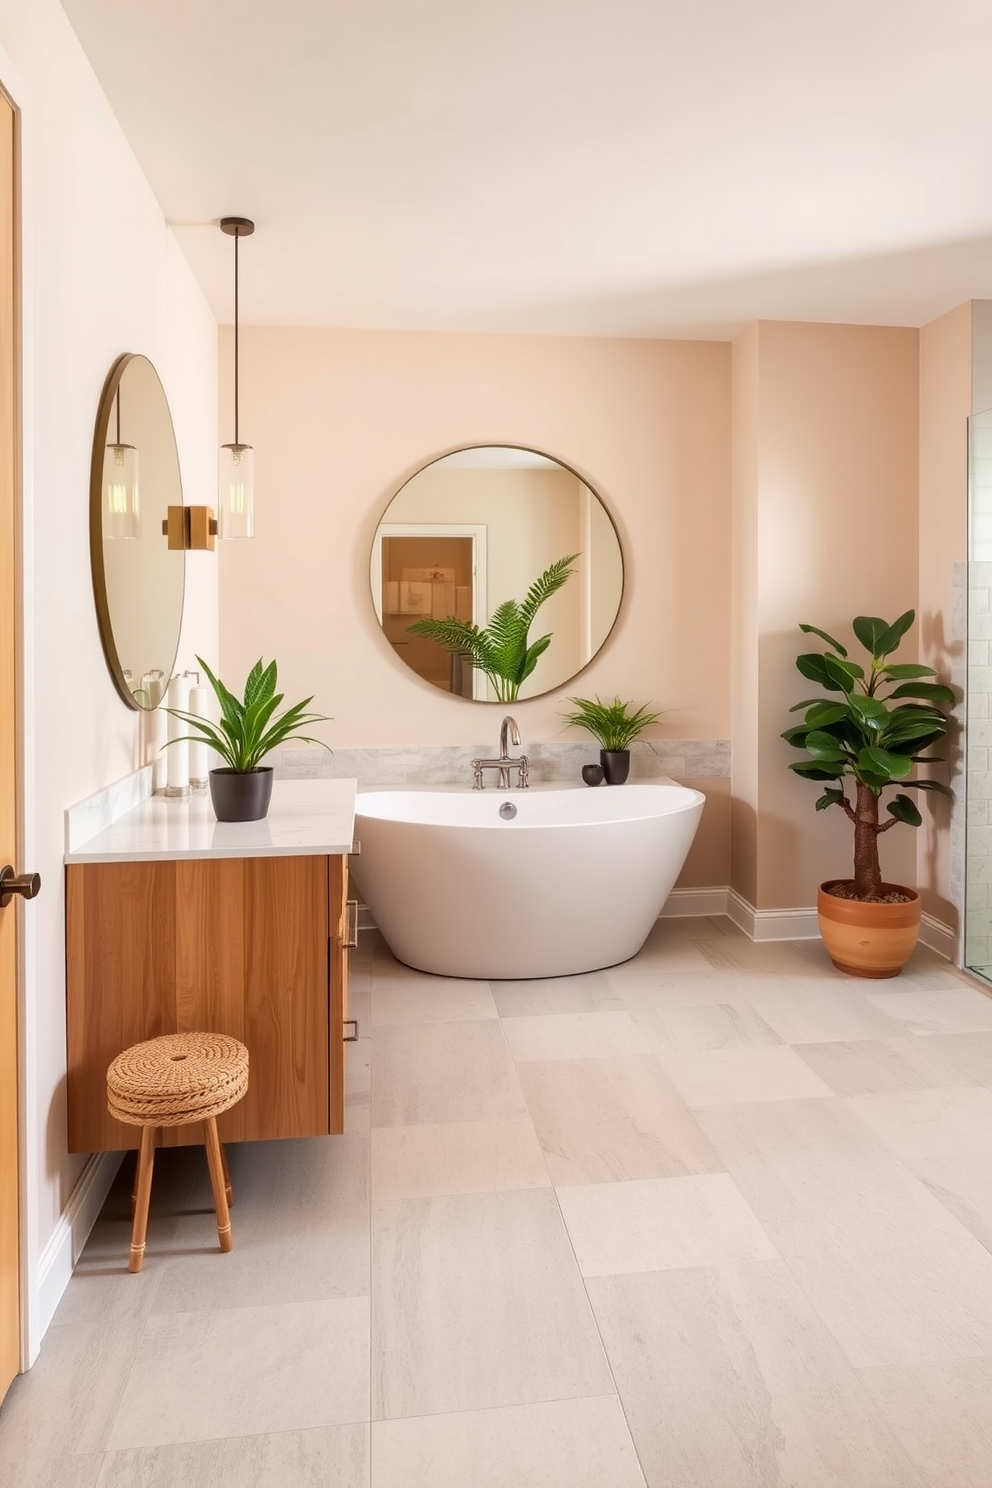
[375, 528, 486, 696]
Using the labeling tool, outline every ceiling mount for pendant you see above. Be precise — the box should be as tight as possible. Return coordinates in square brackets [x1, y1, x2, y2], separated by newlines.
[218, 215, 256, 540]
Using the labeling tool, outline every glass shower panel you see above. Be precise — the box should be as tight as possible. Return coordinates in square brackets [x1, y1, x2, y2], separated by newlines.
[965, 407, 992, 978]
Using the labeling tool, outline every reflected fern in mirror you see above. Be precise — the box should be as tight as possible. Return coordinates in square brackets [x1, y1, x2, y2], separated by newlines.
[408, 553, 579, 703]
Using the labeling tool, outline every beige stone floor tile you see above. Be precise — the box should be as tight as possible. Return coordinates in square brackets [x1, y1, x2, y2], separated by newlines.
[644, 915, 739, 942]
[698, 938, 823, 975]
[658, 1045, 835, 1107]
[604, 941, 714, 974]
[0, 1319, 141, 1463]
[608, 968, 775, 1006]
[107, 1296, 370, 1449]
[371, 1397, 645, 1488]
[900, 1149, 992, 1250]
[857, 1357, 992, 1488]
[844, 1087, 992, 1161]
[371, 1118, 549, 1200]
[371, 1020, 528, 1127]
[588, 1262, 924, 1488]
[151, 1135, 370, 1311]
[501, 1010, 651, 1063]
[792, 1036, 972, 1095]
[740, 981, 903, 1044]
[786, 1235, 992, 1367]
[489, 972, 623, 1018]
[518, 1056, 721, 1184]
[95, 1424, 369, 1488]
[371, 1188, 612, 1420]
[620, 995, 781, 1055]
[918, 1029, 992, 1084]
[345, 1037, 371, 1132]
[696, 1097, 976, 1256]
[372, 977, 497, 1026]
[557, 1173, 778, 1276]
[5, 1457, 104, 1487]
[864, 988, 992, 1035]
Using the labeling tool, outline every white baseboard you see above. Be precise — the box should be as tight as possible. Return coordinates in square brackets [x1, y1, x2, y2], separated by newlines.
[658, 888, 729, 918]
[726, 889, 820, 941]
[919, 912, 957, 961]
[37, 1151, 122, 1337]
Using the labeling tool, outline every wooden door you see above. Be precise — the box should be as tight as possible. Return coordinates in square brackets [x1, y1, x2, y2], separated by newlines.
[0, 87, 20, 1400]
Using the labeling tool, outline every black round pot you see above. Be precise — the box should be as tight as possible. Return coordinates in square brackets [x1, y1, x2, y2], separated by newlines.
[581, 763, 605, 786]
[208, 767, 274, 822]
[600, 749, 630, 785]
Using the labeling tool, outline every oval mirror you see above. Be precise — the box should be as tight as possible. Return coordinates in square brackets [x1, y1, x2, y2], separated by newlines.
[89, 354, 185, 710]
[371, 446, 623, 701]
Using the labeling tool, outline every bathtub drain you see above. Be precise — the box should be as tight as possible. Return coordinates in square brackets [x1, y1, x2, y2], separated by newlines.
[498, 801, 517, 820]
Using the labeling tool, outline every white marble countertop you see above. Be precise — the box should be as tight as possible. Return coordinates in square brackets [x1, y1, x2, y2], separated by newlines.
[65, 778, 358, 864]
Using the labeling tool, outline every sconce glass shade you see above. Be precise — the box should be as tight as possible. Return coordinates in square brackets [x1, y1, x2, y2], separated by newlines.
[103, 442, 140, 539]
[218, 442, 254, 539]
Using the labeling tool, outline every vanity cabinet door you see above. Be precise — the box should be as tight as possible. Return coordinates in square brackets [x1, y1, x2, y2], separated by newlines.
[66, 855, 332, 1152]
[328, 855, 350, 1135]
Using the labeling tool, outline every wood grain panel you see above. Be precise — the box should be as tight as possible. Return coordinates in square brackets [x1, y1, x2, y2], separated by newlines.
[242, 855, 328, 1139]
[329, 856, 348, 1135]
[66, 855, 341, 1152]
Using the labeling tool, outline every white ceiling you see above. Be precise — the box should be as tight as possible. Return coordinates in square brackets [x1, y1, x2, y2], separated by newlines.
[61, 0, 992, 337]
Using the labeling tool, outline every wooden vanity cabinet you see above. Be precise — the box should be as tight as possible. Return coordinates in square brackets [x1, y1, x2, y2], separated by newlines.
[66, 853, 351, 1153]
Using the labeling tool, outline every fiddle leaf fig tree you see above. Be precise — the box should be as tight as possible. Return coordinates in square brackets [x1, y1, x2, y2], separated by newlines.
[782, 611, 954, 900]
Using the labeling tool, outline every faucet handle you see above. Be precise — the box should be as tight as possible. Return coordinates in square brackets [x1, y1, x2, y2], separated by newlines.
[471, 759, 484, 790]
[516, 756, 530, 789]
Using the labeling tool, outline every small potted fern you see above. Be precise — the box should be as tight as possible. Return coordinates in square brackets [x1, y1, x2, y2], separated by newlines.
[561, 695, 664, 784]
[407, 554, 579, 702]
[165, 656, 332, 822]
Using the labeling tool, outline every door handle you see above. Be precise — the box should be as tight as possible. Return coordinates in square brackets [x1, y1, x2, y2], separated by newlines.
[0, 865, 41, 908]
[344, 899, 359, 950]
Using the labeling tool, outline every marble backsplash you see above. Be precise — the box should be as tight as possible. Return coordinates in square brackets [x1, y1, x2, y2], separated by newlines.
[269, 738, 731, 787]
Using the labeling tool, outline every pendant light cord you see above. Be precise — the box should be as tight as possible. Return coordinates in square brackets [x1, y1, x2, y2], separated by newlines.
[234, 230, 240, 447]
[115, 385, 121, 445]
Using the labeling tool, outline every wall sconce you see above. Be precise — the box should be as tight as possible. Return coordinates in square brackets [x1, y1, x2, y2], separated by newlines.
[104, 385, 140, 539]
[218, 216, 255, 539]
[162, 506, 217, 550]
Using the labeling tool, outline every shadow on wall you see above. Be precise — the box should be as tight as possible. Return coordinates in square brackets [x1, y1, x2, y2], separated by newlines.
[920, 605, 963, 933]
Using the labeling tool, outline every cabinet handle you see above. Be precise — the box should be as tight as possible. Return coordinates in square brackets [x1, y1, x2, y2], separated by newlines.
[343, 1019, 359, 1042]
[344, 899, 359, 950]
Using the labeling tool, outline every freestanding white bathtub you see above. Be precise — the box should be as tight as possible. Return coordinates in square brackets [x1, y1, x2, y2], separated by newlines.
[353, 783, 705, 979]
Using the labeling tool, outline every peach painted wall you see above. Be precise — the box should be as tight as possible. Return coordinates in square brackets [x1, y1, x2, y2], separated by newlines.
[917, 303, 970, 928]
[732, 322, 920, 910]
[219, 327, 732, 752]
[730, 325, 760, 905]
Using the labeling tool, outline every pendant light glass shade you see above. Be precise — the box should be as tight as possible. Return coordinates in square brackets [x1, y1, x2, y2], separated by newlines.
[104, 442, 139, 538]
[219, 216, 255, 540]
[218, 442, 254, 538]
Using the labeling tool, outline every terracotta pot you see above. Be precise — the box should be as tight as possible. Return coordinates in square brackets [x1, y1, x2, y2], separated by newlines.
[817, 880, 921, 979]
[208, 767, 274, 823]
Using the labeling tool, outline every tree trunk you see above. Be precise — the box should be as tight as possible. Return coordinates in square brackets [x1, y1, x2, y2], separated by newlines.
[852, 783, 883, 899]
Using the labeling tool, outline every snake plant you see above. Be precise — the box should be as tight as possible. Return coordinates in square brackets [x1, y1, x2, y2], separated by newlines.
[407, 553, 579, 703]
[164, 656, 331, 773]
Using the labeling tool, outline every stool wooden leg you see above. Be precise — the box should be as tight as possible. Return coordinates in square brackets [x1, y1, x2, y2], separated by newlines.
[129, 1126, 157, 1273]
[219, 1141, 233, 1208]
[204, 1116, 233, 1253]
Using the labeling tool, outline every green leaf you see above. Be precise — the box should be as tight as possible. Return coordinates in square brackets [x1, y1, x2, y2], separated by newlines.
[887, 681, 956, 705]
[879, 663, 937, 679]
[815, 788, 846, 811]
[847, 693, 891, 731]
[796, 654, 846, 692]
[789, 760, 846, 781]
[824, 655, 865, 691]
[899, 779, 953, 795]
[804, 702, 849, 728]
[562, 694, 664, 751]
[789, 697, 832, 712]
[804, 730, 848, 762]
[852, 615, 891, 655]
[876, 609, 916, 657]
[781, 725, 810, 748]
[887, 793, 923, 827]
[799, 624, 847, 657]
[857, 745, 913, 779]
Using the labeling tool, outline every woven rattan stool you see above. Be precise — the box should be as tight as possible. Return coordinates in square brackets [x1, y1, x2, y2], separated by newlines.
[107, 1032, 249, 1273]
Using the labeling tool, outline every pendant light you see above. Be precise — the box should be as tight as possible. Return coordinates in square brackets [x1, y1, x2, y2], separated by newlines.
[104, 383, 140, 539]
[218, 216, 255, 539]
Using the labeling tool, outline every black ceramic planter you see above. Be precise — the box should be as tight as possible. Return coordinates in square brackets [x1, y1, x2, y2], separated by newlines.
[600, 749, 630, 785]
[208, 766, 274, 822]
[581, 763, 605, 786]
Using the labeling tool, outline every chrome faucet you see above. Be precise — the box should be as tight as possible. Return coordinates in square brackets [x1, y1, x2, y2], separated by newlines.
[472, 715, 530, 790]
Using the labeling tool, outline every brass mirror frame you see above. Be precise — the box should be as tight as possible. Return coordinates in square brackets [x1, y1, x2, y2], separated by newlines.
[89, 352, 186, 710]
[370, 443, 625, 703]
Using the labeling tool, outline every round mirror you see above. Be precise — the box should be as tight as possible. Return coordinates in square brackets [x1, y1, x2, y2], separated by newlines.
[371, 446, 624, 701]
[89, 354, 185, 710]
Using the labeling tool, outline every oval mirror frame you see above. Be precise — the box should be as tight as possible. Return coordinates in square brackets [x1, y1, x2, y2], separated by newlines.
[89, 353, 186, 710]
[370, 444, 625, 702]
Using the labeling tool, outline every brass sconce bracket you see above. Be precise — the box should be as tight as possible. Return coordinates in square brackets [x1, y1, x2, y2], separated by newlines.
[162, 506, 219, 551]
